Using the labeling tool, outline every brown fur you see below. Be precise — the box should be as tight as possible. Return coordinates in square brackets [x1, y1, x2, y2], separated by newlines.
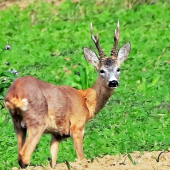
[79, 76, 113, 119]
[4, 75, 113, 168]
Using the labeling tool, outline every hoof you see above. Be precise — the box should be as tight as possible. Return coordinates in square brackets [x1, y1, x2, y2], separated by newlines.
[50, 160, 56, 169]
[18, 159, 29, 169]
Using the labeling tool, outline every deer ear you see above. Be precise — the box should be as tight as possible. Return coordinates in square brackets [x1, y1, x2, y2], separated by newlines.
[117, 42, 131, 65]
[83, 48, 100, 70]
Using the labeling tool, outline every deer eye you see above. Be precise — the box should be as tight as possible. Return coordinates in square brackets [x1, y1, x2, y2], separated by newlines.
[117, 68, 120, 72]
[100, 70, 105, 74]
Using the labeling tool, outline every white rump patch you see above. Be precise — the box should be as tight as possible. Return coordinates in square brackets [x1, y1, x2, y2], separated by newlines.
[20, 98, 28, 111]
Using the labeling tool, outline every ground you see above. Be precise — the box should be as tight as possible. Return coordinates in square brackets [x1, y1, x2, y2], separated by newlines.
[11, 151, 170, 170]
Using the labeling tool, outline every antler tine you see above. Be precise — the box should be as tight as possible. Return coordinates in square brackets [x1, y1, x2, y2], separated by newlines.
[90, 23, 105, 60]
[111, 21, 120, 59]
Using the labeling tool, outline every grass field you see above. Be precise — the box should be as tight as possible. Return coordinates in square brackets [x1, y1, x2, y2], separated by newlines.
[0, 0, 170, 169]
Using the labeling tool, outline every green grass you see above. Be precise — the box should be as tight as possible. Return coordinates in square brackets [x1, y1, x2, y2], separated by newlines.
[1, 0, 170, 169]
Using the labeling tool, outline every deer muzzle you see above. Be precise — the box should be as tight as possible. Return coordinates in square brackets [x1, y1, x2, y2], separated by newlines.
[108, 80, 119, 88]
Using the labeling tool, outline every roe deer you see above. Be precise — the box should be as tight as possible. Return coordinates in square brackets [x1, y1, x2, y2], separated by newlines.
[4, 21, 130, 168]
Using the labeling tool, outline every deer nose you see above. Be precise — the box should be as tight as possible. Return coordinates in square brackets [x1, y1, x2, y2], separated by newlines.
[108, 80, 118, 88]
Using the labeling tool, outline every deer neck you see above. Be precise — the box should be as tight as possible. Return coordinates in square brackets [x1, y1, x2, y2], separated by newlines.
[79, 76, 114, 120]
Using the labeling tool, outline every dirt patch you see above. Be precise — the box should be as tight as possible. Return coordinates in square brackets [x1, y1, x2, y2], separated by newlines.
[11, 151, 170, 170]
[0, 0, 65, 10]
[54, 151, 170, 170]
[0, 0, 81, 10]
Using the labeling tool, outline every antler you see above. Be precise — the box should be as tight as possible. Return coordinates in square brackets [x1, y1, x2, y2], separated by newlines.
[111, 21, 120, 59]
[90, 23, 106, 61]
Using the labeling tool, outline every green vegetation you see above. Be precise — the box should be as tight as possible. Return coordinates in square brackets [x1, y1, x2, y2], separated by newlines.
[0, 0, 170, 169]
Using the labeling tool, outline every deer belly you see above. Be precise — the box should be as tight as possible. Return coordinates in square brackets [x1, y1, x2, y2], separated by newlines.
[44, 115, 69, 135]
[44, 115, 59, 133]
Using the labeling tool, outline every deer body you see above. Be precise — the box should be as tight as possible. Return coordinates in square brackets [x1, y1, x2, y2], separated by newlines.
[4, 22, 130, 168]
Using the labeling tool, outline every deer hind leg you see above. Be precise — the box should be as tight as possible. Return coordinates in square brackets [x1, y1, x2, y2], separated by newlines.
[16, 128, 27, 165]
[71, 127, 85, 160]
[18, 124, 45, 168]
[11, 113, 27, 165]
[50, 135, 62, 168]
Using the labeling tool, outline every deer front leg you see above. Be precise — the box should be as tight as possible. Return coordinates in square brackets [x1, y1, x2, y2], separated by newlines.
[19, 125, 45, 168]
[50, 135, 61, 168]
[71, 128, 84, 160]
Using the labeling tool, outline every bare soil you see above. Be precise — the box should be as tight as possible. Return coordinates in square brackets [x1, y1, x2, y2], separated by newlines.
[0, 0, 79, 10]
[11, 151, 170, 170]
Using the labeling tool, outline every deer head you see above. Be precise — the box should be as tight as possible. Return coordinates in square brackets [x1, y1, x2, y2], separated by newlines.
[83, 21, 130, 89]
